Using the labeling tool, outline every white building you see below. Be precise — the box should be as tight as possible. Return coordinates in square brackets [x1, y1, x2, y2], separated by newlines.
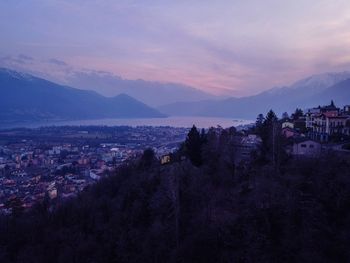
[292, 139, 321, 157]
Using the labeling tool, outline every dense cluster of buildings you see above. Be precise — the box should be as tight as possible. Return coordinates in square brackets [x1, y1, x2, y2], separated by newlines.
[306, 102, 350, 141]
[231, 101, 350, 160]
[0, 126, 188, 214]
[281, 101, 350, 157]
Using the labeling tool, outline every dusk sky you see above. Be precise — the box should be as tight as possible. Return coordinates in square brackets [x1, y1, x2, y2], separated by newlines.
[1, 0, 350, 96]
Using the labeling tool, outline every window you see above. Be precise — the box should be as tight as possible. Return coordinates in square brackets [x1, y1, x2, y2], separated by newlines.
[301, 144, 307, 148]
[309, 144, 314, 148]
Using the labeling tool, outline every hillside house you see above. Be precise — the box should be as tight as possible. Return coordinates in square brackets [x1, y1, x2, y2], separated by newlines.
[236, 134, 262, 162]
[282, 127, 300, 138]
[282, 121, 294, 129]
[292, 139, 321, 157]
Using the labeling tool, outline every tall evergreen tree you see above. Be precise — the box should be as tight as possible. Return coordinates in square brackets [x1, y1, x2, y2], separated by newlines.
[139, 148, 156, 168]
[258, 110, 281, 165]
[255, 113, 265, 135]
[291, 108, 303, 120]
[185, 125, 203, 166]
[264, 110, 278, 126]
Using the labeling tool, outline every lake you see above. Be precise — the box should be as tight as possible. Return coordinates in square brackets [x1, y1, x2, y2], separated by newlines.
[0, 116, 253, 129]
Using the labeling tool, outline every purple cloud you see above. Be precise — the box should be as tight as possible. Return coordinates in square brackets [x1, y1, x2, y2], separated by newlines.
[1, 0, 350, 96]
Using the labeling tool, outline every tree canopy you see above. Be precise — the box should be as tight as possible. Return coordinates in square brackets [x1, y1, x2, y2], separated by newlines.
[0, 122, 349, 263]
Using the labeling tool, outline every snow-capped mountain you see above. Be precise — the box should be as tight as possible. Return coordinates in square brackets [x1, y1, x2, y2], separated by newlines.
[288, 71, 350, 92]
[262, 71, 350, 96]
[159, 71, 350, 119]
[0, 67, 34, 81]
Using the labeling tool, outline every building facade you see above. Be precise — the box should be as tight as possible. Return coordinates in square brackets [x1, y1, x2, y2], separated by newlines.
[292, 139, 321, 157]
[306, 102, 350, 141]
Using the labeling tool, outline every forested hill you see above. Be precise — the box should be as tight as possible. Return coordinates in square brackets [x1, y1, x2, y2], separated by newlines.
[0, 127, 350, 263]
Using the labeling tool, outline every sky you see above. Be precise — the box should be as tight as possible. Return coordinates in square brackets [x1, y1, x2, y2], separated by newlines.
[1, 0, 350, 96]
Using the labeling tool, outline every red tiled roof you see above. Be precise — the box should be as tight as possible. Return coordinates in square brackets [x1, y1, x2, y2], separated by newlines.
[327, 116, 348, 119]
[323, 111, 338, 117]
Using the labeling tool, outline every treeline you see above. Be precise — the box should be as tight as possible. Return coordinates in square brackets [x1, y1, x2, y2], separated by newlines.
[0, 120, 350, 262]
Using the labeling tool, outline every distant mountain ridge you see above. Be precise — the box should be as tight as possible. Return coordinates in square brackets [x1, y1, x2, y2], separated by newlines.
[158, 72, 350, 118]
[2, 68, 349, 122]
[0, 68, 165, 123]
[0, 59, 217, 107]
[65, 70, 215, 107]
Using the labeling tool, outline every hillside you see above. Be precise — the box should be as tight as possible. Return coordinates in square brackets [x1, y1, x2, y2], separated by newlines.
[0, 128, 349, 263]
[0, 68, 165, 123]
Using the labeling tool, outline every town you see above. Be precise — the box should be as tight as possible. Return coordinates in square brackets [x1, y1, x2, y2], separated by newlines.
[1, 101, 350, 215]
[0, 126, 189, 214]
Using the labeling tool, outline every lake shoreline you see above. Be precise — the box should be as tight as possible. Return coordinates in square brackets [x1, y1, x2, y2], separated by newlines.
[0, 116, 253, 130]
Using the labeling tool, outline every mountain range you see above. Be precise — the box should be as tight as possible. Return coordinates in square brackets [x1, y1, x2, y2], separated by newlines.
[158, 72, 350, 119]
[66, 70, 215, 107]
[0, 68, 165, 123]
[0, 56, 216, 107]
[1, 67, 350, 123]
